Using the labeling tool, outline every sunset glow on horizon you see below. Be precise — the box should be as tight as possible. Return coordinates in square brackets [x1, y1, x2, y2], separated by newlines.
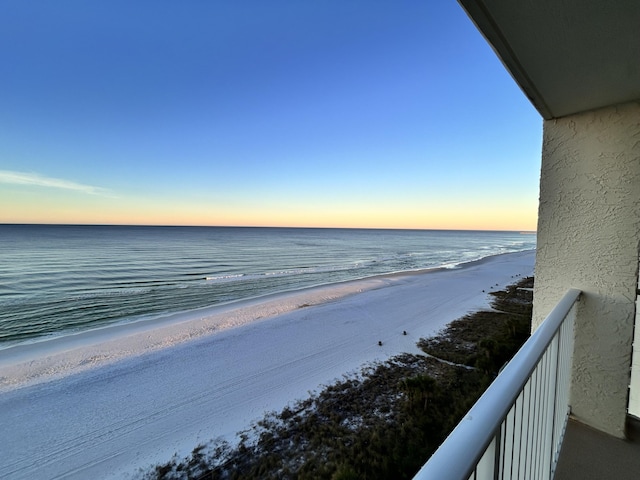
[0, 1, 542, 231]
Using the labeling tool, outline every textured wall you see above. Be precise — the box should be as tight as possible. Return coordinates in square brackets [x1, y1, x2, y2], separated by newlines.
[533, 101, 640, 438]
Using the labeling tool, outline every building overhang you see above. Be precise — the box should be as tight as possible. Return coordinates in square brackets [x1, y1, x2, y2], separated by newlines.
[458, 0, 640, 119]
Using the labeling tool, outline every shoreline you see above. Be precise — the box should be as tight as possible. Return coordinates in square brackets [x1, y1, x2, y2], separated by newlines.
[0, 248, 531, 352]
[0, 249, 534, 392]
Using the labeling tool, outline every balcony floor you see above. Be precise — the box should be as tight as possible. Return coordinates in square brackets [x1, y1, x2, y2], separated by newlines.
[555, 417, 640, 480]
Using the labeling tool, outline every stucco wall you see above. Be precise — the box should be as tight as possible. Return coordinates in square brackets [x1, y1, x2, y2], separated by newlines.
[533, 101, 640, 438]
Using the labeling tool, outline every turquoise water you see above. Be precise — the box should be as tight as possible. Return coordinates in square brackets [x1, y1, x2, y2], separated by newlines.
[0, 225, 536, 346]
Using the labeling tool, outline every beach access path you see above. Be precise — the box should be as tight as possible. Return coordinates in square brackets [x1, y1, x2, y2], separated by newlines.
[0, 250, 535, 479]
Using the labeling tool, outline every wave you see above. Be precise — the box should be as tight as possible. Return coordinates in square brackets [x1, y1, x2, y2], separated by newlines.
[204, 274, 247, 283]
[68, 287, 155, 301]
[204, 263, 367, 284]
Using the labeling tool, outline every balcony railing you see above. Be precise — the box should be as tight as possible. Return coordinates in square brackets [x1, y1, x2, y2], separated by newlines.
[413, 288, 581, 480]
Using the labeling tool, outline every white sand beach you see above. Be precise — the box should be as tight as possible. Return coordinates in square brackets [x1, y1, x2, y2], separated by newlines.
[0, 250, 535, 479]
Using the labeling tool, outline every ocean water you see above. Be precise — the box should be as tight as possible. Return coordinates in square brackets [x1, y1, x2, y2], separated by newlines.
[0, 225, 536, 347]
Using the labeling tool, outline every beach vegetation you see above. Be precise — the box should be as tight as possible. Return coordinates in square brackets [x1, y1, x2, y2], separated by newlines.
[139, 277, 533, 480]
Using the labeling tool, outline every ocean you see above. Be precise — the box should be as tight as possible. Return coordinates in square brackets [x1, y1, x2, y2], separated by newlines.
[0, 225, 535, 347]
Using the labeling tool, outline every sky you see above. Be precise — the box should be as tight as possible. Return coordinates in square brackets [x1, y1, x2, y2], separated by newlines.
[0, 1, 542, 231]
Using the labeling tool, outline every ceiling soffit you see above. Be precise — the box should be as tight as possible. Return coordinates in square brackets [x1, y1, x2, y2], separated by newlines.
[458, 0, 640, 119]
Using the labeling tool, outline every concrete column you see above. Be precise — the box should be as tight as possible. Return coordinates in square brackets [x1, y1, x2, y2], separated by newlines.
[532, 101, 640, 438]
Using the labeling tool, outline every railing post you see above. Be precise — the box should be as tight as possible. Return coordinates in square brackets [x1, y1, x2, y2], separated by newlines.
[493, 425, 502, 480]
[549, 333, 561, 479]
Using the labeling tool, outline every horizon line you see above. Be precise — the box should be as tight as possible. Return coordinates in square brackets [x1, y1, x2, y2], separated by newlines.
[0, 222, 537, 233]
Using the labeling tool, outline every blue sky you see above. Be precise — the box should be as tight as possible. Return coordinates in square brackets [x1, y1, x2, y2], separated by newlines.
[0, 1, 542, 230]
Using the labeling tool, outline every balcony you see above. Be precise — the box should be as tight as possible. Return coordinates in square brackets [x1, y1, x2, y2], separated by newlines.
[412, 289, 640, 480]
[554, 416, 640, 480]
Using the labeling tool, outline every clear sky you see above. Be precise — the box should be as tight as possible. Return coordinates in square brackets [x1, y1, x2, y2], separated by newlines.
[0, 1, 542, 231]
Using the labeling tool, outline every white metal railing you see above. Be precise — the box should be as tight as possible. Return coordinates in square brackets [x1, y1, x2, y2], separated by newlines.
[413, 288, 581, 480]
